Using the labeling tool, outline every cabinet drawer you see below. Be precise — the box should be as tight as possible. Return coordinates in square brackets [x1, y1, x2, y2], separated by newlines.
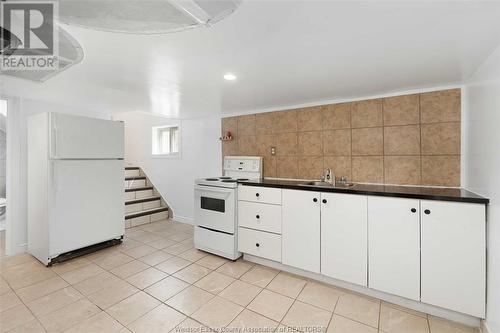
[238, 227, 281, 262]
[238, 186, 281, 205]
[238, 201, 281, 234]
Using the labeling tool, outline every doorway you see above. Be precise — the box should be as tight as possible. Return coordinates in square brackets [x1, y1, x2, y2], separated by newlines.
[0, 99, 6, 256]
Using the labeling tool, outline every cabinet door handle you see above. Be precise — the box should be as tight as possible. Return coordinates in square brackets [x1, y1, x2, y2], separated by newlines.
[256, 215, 260, 219]
[313, 198, 318, 202]
[424, 209, 431, 215]
[322, 199, 327, 204]
[255, 243, 260, 248]
[255, 193, 260, 197]
[411, 208, 417, 213]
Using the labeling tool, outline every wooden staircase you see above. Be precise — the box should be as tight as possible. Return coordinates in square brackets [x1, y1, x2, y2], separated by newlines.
[124, 167, 170, 228]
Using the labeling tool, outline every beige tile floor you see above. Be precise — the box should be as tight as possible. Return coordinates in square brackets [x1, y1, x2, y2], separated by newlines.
[0, 221, 480, 333]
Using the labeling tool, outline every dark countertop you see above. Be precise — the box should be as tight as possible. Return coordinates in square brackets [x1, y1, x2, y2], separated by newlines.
[237, 179, 489, 204]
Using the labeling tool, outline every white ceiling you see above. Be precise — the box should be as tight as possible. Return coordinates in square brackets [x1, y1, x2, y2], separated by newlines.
[2, 1, 500, 118]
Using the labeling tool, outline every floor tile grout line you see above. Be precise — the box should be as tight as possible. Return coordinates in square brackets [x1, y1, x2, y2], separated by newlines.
[324, 292, 341, 332]
[331, 312, 380, 331]
[8, 277, 51, 333]
[277, 282, 309, 330]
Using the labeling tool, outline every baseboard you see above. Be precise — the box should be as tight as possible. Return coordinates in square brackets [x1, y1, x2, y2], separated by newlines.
[244, 254, 482, 328]
[172, 215, 194, 225]
[10, 242, 27, 256]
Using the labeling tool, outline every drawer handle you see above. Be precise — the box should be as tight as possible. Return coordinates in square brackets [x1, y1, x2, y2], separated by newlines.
[313, 198, 318, 202]
[256, 215, 260, 219]
[424, 209, 431, 215]
[255, 193, 260, 197]
[322, 199, 327, 204]
[411, 208, 417, 213]
[255, 243, 260, 248]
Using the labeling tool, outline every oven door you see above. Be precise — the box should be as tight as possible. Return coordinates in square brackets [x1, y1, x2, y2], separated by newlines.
[194, 185, 236, 234]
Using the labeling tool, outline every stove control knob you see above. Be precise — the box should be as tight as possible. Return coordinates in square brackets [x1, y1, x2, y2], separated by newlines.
[256, 215, 260, 219]
[255, 243, 260, 248]
[255, 193, 260, 197]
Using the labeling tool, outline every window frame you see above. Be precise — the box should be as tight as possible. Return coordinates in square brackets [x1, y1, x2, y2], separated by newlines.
[151, 124, 181, 158]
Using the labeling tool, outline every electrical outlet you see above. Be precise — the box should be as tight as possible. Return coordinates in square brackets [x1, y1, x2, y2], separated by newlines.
[271, 146, 276, 155]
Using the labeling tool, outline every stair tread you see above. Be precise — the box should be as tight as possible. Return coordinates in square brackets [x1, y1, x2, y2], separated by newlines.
[125, 186, 153, 192]
[125, 196, 161, 205]
[125, 207, 169, 220]
[125, 176, 146, 181]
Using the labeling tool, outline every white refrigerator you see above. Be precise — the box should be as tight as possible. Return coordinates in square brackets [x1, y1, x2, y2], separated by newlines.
[28, 112, 124, 265]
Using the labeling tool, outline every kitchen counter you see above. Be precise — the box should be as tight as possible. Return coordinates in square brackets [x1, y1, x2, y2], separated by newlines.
[237, 179, 489, 204]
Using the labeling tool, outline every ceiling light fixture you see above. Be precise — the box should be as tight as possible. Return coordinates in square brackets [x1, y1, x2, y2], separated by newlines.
[54, 0, 241, 34]
[168, 0, 211, 25]
[224, 73, 237, 81]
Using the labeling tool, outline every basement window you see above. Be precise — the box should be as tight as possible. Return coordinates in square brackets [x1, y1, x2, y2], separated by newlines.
[152, 125, 180, 156]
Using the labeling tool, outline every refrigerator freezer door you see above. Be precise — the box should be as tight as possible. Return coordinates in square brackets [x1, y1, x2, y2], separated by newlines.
[48, 159, 124, 257]
[50, 113, 124, 159]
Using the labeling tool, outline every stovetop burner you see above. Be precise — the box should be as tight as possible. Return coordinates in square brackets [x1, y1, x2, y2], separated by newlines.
[221, 179, 237, 183]
[205, 178, 219, 181]
[237, 178, 249, 181]
[219, 177, 232, 179]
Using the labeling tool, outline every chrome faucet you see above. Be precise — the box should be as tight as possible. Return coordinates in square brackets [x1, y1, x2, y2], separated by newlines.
[323, 168, 335, 185]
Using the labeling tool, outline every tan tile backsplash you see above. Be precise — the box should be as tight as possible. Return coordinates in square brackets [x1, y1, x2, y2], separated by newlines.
[382, 94, 420, 126]
[221, 89, 461, 187]
[351, 99, 383, 128]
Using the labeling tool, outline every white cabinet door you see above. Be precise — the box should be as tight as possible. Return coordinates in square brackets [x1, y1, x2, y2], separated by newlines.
[421, 200, 486, 318]
[282, 189, 320, 273]
[321, 193, 368, 286]
[368, 197, 420, 300]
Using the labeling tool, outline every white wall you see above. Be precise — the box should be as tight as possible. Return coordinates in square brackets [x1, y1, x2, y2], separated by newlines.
[4, 97, 111, 255]
[115, 112, 221, 223]
[464, 44, 500, 333]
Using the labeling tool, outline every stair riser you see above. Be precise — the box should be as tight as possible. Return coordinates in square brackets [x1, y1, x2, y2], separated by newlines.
[125, 200, 162, 213]
[124, 179, 147, 188]
[125, 210, 168, 228]
[125, 169, 141, 178]
[125, 189, 155, 200]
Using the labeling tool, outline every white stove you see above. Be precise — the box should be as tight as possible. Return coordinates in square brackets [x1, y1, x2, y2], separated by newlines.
[195, 177, 251, 188]
[194, 156, 263, 260]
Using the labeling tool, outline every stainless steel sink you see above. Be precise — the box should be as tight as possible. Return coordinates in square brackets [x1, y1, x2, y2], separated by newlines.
[300, 181, 356, 188]
[302, 181, 333, 186]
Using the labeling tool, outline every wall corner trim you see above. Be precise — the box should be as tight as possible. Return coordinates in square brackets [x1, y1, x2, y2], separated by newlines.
[480, 320, 492, 333]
